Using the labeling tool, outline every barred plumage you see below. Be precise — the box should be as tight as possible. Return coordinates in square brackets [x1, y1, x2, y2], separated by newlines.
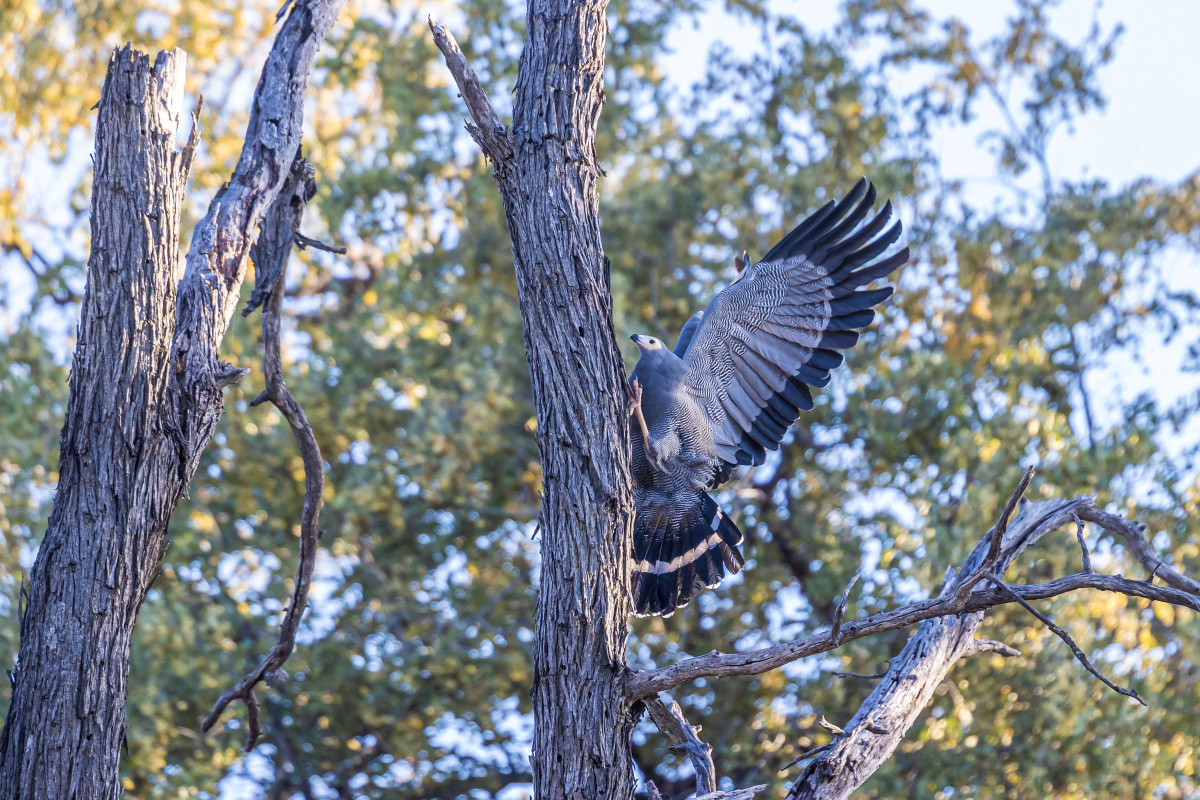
[628, 179, 908, 617]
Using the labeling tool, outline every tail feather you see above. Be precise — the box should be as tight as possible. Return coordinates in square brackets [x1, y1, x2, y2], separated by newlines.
[632, 491, 745, 618]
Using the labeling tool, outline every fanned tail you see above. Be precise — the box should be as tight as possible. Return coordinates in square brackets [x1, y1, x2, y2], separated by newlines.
[632, 492, 744, 618]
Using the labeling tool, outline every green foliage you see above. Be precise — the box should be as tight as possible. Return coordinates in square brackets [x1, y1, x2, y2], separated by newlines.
[1, 0, 1199, 798]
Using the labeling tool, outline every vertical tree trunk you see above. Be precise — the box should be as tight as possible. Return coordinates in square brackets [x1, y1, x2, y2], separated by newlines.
[433, 1, 638, 795]
[0, 47, 192, 800]
[505, 3, 638, 795]
[0, 2, 343, 795]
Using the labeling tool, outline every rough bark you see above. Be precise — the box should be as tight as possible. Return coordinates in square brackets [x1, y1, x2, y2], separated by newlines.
[0, 2, 344, 795]
[0, 47, 193, 800]
[432, 2, 639, 797]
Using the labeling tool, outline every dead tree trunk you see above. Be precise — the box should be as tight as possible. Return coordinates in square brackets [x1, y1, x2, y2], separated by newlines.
[0, 48, 193, 800]
[0, 2, 343, 796]
[430, 2, 639, 797]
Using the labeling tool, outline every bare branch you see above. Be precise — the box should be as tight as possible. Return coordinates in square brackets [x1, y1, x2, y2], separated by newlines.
[782, 744, 833, 770]
[1072, 513, 1093, 574]
[1077, 506, 1200, 595]
[167, 0, 345, 507]
[295, 231, 347, 255]
[953, 467, 1035, 602]
[625, 548, 1200, 701]
[202, 155, 331, 749]
[828, 670, 886, 680]
[644, 695, 717, 796]
[695, 786, 769, 800]
[830, 572, 860, 647]
[989, 576, 1145, 705]
[626, 494, 1082, 701]
[964, 639, 1020, 658]
[427, 17, 512, 165]
[989, 467, 1035, 565]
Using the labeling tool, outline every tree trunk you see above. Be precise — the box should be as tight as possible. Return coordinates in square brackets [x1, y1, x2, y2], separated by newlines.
[0, 1, 343, 794]
[0, 47, 192, 800]
[432, 2, 638, 795]
[505, 3, 638, 796]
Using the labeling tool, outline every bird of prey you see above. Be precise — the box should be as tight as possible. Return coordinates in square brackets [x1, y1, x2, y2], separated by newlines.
[627, 179, 908, 617]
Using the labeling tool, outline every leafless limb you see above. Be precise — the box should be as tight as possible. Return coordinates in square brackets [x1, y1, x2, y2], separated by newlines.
[828, 670, 886, 680]
[644, 695, 717, 796]
[426, 17, 511, 165]
[201, 154, 335, 750]
[953, 466, 1035, 602]
[295, 231, 347, 255]
[625, 524, 1200, 701]
[1076, 505, 1200, 594]
[963, 638, 1020, 658]
[1072, 513, 1093, 574]
[781, 744, 833, 770]
[829, 572, 860, 647]
[621, 477, 1200, 800]
[989, 576, 1145, 705]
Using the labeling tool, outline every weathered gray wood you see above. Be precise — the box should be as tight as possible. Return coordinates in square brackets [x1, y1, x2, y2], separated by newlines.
[0, 2, 344, 795]
[785, 495, 1097, 800]
[432, 2, 639, 796]
[644, 695, 717, 796]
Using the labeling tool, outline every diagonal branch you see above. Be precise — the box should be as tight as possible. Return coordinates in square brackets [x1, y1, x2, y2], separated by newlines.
[167, 0, 345, 487]
[989, 576, 1144, 705]
[427, 17, 512, 166]
[643, 695, 717, 796]
[201, 155, 334, 750]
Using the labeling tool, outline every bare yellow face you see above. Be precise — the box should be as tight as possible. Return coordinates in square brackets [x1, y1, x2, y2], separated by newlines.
[630, 334, 665, 352]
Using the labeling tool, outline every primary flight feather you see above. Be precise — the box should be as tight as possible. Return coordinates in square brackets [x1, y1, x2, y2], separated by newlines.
[627, 179, 908, 617]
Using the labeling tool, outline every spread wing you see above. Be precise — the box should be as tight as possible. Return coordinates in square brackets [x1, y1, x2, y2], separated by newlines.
[679, 179, 908, 470]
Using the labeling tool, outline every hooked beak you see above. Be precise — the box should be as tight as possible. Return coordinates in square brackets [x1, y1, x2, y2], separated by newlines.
[630, 334, 646, 351]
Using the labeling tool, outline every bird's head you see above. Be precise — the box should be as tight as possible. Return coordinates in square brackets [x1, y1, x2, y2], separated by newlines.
[630, 333, 667, 353]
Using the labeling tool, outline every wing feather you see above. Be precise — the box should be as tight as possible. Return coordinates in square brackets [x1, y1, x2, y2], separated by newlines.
[681, 180, 907, 474]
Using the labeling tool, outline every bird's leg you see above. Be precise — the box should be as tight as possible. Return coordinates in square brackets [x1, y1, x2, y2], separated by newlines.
[626, 379, 658, 465]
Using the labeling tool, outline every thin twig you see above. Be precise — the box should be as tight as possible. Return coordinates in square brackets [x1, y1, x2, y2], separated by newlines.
[624, 499, 1200, 700]
[1072, 513, 1093, 574]
[201, 154, 334, 750]
[964, 639, 1020, 658]
[1076, 506, 1200, 595]
[781, 744, 832, 771]
[830, 572, 860, 647]
[695, 786, 769, 800]
[989, 576, 1145, 706]
[295, 232, 347, 255]
[828, 670, 886, 680]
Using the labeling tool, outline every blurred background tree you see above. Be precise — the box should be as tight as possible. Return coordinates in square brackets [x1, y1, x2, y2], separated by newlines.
[1, 0, 1198, 798]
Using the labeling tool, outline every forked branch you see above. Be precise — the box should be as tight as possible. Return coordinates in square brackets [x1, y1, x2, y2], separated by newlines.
[644, 695, 717, 796]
